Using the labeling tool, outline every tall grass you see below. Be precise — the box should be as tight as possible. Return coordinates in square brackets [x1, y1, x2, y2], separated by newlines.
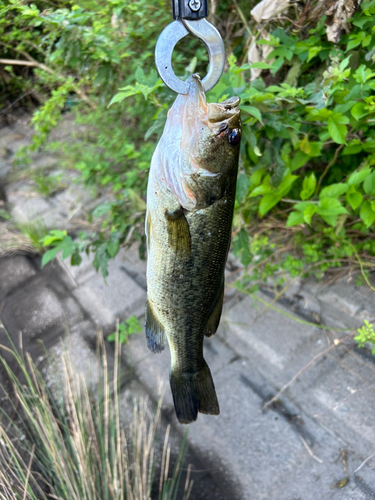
[0, 328, 193, 499]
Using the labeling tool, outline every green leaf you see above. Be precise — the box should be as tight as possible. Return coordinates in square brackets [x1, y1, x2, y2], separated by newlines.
[241, 105, 262, 123]
[291, 151, 309, 171]
[294, 202, 313, 212]
[250, 62, 272, 69]
[270, 149, 286, 188]
[353, 17, 372, 28]
[278, 172, 298, 197]
[299, 136, 310, 154]
[354, 64, 375, 84]
[41, 247, 60, 267]
[268, 47, 293, 61]
[347, 168, 371, 186]
[232, 228, 252, 266]
[236, 174, 250, 203]
[308, 142, 323, 157]
[320, 214, 338, 226]
[125, 315, 143, 334]
[360, 200, 375, 227]
[259, 193, 280, 217]
[249, 169, 263, 187]
[267, 85, 283, 93]
[303, 205, 317, 225]
[363, 171, 375, 194]
[363, 138, 375, 152]
[40, 229, 67, 246]
[327, 117, 347, 144]
[286, 211, 305, 227]
[319, 183, 348, 199]
[347, 38, 363, 51]
[249, 175, 272, 197]
[107, 316, 142, 344]
[250, 185, 267, 197]
[93, 202, 113, 217]
[317, 198, 348, 216]
[109, 88, 139, 106]
[342, 143, 363, 156]
[70, 253, 82, 266]
[306, 107, 333, 121]
[242, 127, 257, 150]
[61, 238, 74, 259]
[346, 186, 363, 210]
[335, 101, 357, 114]
[351, 102, 368, 121]
[300, 172, 316, 200]
[340, 55, 352, 72]
[135, 66, 145, 84]
[307, 46, 322, 62]
[107, 239, 120, 257]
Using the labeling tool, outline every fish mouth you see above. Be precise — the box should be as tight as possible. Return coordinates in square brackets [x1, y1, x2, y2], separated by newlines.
[208, 97, 241, 133]
[183, 74, 240, 134]
[183, 74, 208, 123]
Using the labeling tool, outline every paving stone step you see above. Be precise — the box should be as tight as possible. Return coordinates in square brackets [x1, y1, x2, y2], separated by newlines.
[124, 319, 375, 499]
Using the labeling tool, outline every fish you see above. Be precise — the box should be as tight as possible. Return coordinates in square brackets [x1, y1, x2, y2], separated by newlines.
[145, 74, 241, 424]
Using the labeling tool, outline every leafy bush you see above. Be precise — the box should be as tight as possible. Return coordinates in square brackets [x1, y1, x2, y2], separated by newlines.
[107, 1, 375, 286]
[2, 0, 375, 285]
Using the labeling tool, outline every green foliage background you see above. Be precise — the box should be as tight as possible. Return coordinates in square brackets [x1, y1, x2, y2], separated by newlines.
[1, 0, 375, 285]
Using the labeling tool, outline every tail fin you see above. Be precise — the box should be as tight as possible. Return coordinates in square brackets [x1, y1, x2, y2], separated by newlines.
[170, 361, 220, 424]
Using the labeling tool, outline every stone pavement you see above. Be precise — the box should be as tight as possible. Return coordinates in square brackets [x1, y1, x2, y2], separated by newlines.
[0, 114, 375, 499]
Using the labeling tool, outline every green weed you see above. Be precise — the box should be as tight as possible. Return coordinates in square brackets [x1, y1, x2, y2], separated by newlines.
[355, 319, 375, 354]
[31, 172, 66, 197]
[108, 316, 143, 344]
[2, 0, 375, 282]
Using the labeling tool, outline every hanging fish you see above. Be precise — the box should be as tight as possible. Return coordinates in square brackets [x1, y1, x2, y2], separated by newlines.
[145, 75, 241, 424]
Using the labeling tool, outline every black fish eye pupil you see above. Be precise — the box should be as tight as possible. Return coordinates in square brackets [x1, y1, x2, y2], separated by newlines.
[228, 128, 241, 145]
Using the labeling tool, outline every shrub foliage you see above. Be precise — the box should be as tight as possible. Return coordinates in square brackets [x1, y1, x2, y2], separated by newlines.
[1, 0, 375, 283]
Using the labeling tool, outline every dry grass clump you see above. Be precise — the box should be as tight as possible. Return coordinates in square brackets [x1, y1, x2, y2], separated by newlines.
[0, 224, 39, 257]
[0, 329, 193, 500]
[0, 218, 46, 257]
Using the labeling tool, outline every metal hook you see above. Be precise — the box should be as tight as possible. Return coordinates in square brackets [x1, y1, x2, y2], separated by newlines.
[155, 18, 225, 95]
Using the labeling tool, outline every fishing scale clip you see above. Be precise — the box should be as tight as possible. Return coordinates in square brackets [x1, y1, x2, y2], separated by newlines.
[155, 0, 225, 94]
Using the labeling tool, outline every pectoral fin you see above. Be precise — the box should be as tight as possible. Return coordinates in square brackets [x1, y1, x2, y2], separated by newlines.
[165, 207, 191, 258]
[205, 278, 224, 337]
[145, 300, 165, 353]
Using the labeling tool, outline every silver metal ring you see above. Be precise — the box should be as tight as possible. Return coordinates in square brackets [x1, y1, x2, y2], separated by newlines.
[155, 19, 225, 94]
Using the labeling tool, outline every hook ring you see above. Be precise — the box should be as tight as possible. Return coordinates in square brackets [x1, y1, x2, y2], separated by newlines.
[155, 18, 225, 94]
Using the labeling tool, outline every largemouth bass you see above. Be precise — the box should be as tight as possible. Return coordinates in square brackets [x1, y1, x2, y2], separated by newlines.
[145, 75, 241, 424]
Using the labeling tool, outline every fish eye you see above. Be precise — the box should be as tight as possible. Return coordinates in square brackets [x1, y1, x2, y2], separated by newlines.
[228, 128, 241, 146]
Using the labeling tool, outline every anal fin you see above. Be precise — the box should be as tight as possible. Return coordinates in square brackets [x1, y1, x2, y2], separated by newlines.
[145, 300, 165, 353]
[205, 278, 224, 337]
